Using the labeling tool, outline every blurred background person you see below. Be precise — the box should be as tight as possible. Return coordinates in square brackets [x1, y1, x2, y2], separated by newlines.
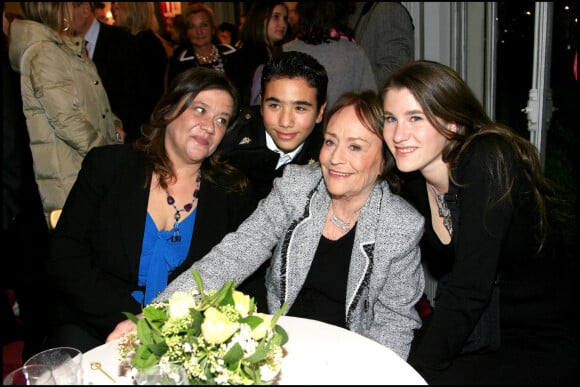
[93, 2, 108, 23]
[45, 67, 256, 352]
[284, 1, 298, 39]
[72, 1, 143, 143]
[167, 3, 237, 86]
[112, 2, 168, 137]
[281, 1, 377, 111]
[217, 21, 237, 47]
[348, 1, 415, 89]
[9, 2, 121, 224]
[228, 1, 290, 107]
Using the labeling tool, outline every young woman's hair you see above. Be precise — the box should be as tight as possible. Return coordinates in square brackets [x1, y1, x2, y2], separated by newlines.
[20, 2, 74, 36]
[325, 91, 400, 191]
[239, 1, 287, 54]
[134, 67, 247, 192]
[383, 59, 557, 249]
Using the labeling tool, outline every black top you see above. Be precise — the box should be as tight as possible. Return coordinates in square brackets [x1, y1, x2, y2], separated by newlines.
[288, 225, 356, 328]
[91, 22, 142, 142]
[167, 42, 237, 87]
[403, 135, 577, 384]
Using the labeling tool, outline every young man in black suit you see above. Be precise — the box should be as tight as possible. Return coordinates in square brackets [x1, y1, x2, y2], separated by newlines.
[72, 2, 143, 143]
[219, 51, 328, 310]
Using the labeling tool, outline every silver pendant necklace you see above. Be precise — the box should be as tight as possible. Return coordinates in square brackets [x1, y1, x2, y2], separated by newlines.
[330, 212, 351, 232]
[430, 185, 453, 236]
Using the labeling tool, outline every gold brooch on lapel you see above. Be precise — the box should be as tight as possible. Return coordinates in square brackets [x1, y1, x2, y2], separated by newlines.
[239, 137, 252, 145]
[308, 158, 316, 164]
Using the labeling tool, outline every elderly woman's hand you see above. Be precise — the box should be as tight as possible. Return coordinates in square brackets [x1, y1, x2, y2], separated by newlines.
[106, 314, 142, 342]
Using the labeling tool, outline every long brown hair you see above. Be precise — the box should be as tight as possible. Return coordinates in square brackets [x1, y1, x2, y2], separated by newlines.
[383, 60, 557, 250]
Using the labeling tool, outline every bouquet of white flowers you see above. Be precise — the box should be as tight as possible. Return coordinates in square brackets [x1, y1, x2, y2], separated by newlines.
[118, 270, 288, 385]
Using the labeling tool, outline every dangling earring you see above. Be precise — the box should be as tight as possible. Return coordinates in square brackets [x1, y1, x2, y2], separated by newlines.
[63, 18, 70, 32]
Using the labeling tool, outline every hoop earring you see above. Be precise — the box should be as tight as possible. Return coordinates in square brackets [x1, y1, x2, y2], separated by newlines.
[63, 18, 70, 32]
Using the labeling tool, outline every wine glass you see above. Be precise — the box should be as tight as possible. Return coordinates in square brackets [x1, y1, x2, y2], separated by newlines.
[3, 364, 56, 385]
[134, 364, 188, 385]
[24, 347, 83, 385]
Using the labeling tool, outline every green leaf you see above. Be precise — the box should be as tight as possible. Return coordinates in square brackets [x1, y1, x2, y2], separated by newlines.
[223, 343, 243, 365]
[131, 345, 158, 370]
[271, 302, 288, 327]
[146, 341, 169, 357]
[245, 340, 269, 363]
[239, 315, 263, 330]
[122, 311, 139, 324]
[271, 324, 289, 346]
[192, 269, 205, 295]
[203, 281, 234, 309]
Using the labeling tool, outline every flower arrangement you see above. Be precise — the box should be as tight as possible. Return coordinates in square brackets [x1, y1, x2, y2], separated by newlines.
[118, 270, 289, 385]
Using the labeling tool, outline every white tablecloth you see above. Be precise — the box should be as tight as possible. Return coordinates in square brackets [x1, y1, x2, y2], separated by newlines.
[82, 315, 426, 385]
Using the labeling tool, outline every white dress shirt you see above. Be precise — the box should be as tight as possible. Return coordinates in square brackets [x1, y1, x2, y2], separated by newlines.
[265, 131, 305, 170]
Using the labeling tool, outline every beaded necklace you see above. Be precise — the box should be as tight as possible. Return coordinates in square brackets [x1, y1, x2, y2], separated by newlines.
[165, 171, 201, 242]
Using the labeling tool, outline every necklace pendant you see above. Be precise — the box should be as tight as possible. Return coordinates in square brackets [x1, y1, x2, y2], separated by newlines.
[330, 213, 351, 232]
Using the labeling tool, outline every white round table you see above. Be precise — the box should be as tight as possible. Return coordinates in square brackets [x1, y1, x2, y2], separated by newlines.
[81, 315, 426, 385]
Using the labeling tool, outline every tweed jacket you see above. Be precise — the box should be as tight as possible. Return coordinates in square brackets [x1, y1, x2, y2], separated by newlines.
[155, 163, 425, 359]
[47, 144, 256, 341]
[9, 19, 116, 222]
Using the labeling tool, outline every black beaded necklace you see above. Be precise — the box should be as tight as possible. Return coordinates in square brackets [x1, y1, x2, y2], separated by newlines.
[165, 171, 201, 242]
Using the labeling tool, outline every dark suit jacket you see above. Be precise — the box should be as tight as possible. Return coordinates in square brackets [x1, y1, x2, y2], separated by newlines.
[47, 144, 256, 341]
[91, 22, 142, 142]
[219, 105, 323, 202]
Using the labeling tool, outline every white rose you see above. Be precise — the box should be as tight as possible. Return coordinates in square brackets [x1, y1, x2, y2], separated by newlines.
[202, 307, 240, 344]
[251, 313, 272, 340]
[232, 290, 251, 317]
[168, 291, 196, 319]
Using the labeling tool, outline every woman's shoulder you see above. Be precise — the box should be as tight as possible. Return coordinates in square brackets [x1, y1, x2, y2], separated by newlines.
[458, 131, 520, 170]
[217, 43, 237, 55]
